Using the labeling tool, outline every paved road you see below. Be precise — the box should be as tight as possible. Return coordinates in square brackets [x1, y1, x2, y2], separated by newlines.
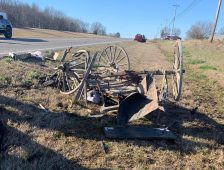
[0, 37, 127, 56]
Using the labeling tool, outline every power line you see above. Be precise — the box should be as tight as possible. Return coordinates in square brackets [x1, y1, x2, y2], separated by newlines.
[166, 0, 202, 28]
[176, 0, 202, 19]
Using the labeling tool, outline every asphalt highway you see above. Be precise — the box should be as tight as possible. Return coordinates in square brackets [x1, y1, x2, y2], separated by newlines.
[0, 37, 127, 56]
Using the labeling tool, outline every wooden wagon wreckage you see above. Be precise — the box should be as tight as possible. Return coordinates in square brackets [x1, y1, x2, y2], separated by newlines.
[41, 40, 184, 140]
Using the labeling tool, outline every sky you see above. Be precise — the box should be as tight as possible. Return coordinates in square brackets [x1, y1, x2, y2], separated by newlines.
[21, 0, 224, 38]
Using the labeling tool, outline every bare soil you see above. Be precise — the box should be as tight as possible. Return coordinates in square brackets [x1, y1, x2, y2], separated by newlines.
[0, 40, 223, 169]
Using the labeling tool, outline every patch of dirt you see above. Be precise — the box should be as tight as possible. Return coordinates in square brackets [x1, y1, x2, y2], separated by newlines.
[123, 41, 172, 71]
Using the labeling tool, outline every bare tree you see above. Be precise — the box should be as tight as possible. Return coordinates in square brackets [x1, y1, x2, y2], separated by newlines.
[186, 21, 213, 39]
[91, 22, 106, 35]
[0, 0, 107, 34]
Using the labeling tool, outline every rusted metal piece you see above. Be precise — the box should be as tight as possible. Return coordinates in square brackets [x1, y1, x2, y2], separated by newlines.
[104, 127, 177, 140]
[117, 74, 159, 126]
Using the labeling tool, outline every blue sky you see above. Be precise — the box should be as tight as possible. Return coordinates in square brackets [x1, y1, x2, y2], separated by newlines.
[22, 0, 224, 38]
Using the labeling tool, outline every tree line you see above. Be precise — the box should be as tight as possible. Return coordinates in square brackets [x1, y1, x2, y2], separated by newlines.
[160, 21, 224, 40]
[0, 0, 109, 35]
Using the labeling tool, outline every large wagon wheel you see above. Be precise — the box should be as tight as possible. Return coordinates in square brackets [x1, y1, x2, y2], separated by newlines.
[96, 45, 130, 74]
[57, 50, 89, 95]
[172, 40, 183, 101]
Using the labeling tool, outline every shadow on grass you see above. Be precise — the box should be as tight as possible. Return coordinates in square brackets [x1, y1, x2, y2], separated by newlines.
[0, 95, 223, 168]
[0, 125, 96, 169]
[9, 38, 47, 42]
[0, 95, 108, 170]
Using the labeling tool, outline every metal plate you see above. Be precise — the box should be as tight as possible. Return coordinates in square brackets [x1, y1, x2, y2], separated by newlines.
[117, 75, 159, 126]
[104, 127, 176, 140]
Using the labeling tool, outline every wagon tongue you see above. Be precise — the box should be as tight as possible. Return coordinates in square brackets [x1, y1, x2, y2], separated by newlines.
[117, 74, 159, 126]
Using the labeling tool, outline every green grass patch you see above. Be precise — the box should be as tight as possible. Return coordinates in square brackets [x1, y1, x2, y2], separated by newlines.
[0, 75, 12, 87]
[26, 71, 42, 80]
[3, 57, 13, 64]
[21, 79, 33, 87]
[157, 41, 224, 114]
[185, 68, 224, 113]
[182, 46, 192, 58]
[199, 65, 217, 71]
[0, 75, 6, 82]
[188, 59, 206, 65]
[199, 74, 207, 79]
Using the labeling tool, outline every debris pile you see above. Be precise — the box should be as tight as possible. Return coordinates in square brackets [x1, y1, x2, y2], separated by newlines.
[9, 51, 44, 61]
[39, 41, 184, 140]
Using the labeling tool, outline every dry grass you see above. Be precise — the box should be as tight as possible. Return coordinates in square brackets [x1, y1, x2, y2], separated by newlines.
[0, 41, 223, 169]
[12, 28, 111, 39]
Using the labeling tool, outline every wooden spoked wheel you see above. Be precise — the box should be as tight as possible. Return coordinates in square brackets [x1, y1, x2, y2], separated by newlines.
[96, 45, 130, 74]
[57, 50, 89, 95]
[172, 40, 183, 101]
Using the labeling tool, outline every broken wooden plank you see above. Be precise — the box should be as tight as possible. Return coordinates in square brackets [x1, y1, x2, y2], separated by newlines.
[73, 52, 97, 102]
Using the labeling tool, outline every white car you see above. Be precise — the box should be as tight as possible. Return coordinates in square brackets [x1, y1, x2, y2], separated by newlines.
[0, 12, 12, 38]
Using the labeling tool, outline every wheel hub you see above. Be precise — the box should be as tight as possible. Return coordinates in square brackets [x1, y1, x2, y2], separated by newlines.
[109, 62, 117, 69]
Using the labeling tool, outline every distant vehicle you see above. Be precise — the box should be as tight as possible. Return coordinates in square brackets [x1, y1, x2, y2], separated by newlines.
[134, 34, 147, 42]
[164, 35, 181, 40]
[0, 12, 12, 38]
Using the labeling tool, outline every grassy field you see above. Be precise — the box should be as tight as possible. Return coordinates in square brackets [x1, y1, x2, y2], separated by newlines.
[12, 27, 110, 39]
[0, 40, 223, 169]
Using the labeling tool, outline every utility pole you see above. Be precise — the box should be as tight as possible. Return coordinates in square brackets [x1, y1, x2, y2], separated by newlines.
[171, 5, 180, 36]
[209, 0, 222, 43]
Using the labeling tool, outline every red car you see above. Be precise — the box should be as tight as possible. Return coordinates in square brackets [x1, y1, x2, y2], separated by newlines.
[134, 34, 147, 42]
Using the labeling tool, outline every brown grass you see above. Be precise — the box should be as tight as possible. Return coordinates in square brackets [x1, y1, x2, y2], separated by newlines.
[0, 41, 223, 169]
[13, 27, 111, 39]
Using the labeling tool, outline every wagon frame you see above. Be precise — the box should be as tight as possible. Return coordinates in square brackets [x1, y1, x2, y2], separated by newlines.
[44, 40, 184, 139]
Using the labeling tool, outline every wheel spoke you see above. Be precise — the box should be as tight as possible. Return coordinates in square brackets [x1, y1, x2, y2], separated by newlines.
[62, 72, 66, 91]
[70, 61, 85, 68]
[110, 46, 113, 62]
[116, 56, 126, 64]
[105, 49, 111, 62]
[56, 72, 61, 89]
[117, 63, 128, 67]
[114, 50, 122, 62]
[65, 72, 71, 91]
[112, 46, 117, 63]
[71, 68, 86, 71]
[99, 54, 109, 65]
